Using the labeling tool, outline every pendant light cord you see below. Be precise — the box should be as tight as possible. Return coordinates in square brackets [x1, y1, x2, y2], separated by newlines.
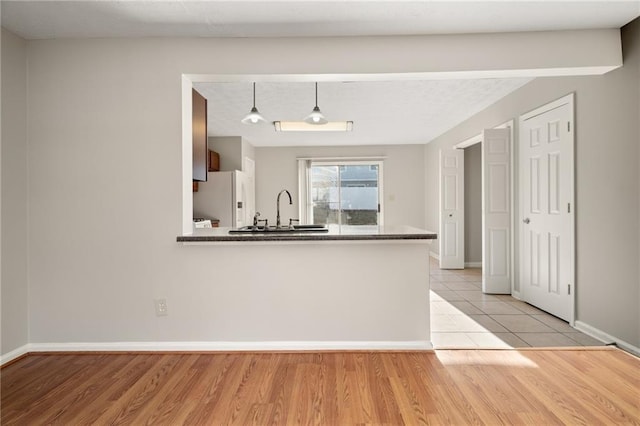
[253, 82, 256, 109]
[315, 82, 318, 108]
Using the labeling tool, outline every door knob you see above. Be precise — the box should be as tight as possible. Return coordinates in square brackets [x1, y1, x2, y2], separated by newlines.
[523, 218, 530, 224]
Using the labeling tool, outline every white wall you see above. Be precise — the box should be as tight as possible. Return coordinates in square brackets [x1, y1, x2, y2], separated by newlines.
[1, 29, 29, 356]
[209, 136, 242, 171]
[464, 144, 482, 264]
[425, 18, 640, 347]
[1, 28, 625, 347]
[208, 136, 255, 173]
[255, 145, 426, 228]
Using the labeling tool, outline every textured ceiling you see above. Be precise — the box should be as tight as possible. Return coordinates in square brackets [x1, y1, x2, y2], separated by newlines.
[2, 1, 639, 40]
[194, 79, 532, 147]
[5, 1, 634, 147]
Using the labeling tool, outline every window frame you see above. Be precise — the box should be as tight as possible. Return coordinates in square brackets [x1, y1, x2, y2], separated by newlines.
[298, 158, 384, 227]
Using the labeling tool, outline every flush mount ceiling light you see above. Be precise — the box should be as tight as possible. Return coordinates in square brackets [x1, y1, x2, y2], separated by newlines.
[274, 121, 353, 132]
[303, 82, 328, 125]
[241, 82, 266, 124]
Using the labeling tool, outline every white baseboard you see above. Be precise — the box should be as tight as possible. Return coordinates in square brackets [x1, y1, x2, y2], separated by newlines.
[574, 321, 640, 356]
[430, 253, 482, 270]
[25, 340, 433, 353]
[1, 344, 31, 366]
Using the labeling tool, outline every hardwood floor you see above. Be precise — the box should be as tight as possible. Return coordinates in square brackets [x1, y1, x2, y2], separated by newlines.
[2, 349, 639, 425]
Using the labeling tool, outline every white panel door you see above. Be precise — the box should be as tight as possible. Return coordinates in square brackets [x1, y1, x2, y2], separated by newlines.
[482, 128, 511, 293]
[519, 99, 573, 321]
[439, 148, 464, 269]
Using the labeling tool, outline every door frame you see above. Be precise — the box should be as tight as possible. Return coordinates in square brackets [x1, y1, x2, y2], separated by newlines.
[451, 120, 515, 294]
[518, 93, 575, 324]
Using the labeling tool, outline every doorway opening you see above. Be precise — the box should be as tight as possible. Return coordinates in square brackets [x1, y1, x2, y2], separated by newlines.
[439, 122, 514, 294]
[464, 143, 482, 269]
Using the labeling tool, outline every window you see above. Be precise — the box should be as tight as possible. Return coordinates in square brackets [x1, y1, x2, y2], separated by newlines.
[298, 159, 384, 229]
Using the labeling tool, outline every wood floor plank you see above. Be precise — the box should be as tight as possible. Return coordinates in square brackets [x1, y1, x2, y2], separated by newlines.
[128, 354, 199, 425]
[2, 348, 639, 425]
[268, 355, 297, 425]
[38, 355, 133, 424]
[92, 354, 183, 425]
[334, 353, 355, 425]
[533, 351, 630, 423]
[368, 353, 403, 424]
[532, 351, 640, 424]
[184, 354, 251, 424]
[557, 350, 640, 410]
[69, 355, 157, 425]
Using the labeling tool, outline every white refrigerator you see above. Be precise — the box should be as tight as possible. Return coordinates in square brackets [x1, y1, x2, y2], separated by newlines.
[193, 170, 255, 228]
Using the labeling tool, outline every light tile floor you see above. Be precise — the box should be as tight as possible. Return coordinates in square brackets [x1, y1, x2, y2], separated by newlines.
[429, 258, 605, 349]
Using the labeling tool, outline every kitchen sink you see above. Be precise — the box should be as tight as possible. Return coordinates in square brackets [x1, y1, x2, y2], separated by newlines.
[229, 224, 328, 234]
[292, 224, 327, 230]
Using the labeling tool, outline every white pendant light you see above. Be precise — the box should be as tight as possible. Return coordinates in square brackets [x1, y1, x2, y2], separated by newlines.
[241, 82, 266, 124]
[304, 82, 328, 125]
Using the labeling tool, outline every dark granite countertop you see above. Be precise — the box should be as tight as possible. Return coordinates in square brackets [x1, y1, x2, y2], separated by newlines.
[177, 225, 437, 243]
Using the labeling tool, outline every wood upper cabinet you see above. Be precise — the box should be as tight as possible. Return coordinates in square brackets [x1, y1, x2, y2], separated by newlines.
[192, 89, 208, 182]
[208, 150, 220, 172]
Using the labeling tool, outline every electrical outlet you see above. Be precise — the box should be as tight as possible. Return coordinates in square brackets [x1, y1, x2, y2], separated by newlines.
[155, 298, 168, 316]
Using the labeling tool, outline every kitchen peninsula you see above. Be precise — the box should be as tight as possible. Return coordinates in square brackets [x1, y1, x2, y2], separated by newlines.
[178, 225, 436, 350]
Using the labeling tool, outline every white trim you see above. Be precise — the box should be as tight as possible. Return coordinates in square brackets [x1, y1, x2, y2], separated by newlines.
[310, 159, 384, 167]
[1, 344, 30, 366]
[574, 321, 640, 357]
[185, 65, 621, 84]
[497, 120, 517, 297]
[377, 163, 385, 226]
[25, 341, 433, 352]
[296, 156, 387, 161]
[455, 133, 482, 149]
[567, 94, 576, 325]
[181, 76, 194, 235]
[520, 92, 575, 121]
[297, 159, 311, 223]
[430, 251, 440, 260]
[464, 262, 482, 268]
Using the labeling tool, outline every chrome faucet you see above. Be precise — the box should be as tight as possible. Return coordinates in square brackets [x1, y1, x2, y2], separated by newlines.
[276, 189, 292, 228]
